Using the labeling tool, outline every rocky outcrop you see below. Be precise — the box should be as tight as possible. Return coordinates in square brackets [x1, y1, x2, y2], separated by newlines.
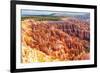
[21, 19, 90, 62]
[47, 18, 90, 41]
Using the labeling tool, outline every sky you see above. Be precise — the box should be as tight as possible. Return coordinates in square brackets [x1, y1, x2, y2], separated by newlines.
[21, 9, 90, 16]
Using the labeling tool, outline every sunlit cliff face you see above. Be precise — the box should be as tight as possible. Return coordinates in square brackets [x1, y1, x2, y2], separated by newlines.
[21, 18, 90, 63]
